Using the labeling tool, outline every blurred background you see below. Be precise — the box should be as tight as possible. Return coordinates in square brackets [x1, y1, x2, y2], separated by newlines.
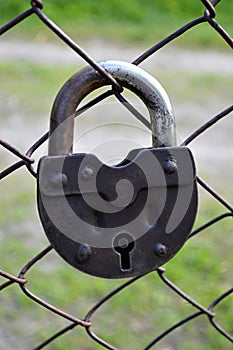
[0, 1, 232, 349]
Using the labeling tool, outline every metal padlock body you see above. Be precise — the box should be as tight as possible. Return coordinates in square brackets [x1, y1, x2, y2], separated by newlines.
[37, 61, 198, 278]
[38, 147, 197, 278]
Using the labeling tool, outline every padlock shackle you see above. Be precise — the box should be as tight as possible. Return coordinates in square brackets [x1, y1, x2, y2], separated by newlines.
[49, 61, 176, 155]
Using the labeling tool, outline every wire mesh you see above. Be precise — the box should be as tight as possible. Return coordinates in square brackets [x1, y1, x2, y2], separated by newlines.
[0, 0, 232, 349]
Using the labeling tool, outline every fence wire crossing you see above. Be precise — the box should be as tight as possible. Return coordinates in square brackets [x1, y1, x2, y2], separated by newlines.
[0, 0, 233, 349]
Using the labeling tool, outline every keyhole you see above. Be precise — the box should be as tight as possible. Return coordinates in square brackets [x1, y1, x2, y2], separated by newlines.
[113, 233, 135, 271]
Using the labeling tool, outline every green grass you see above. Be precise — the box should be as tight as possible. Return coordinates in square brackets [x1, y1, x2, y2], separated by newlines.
[1, 184, 232, 350]
[1, 194, 232, 349]
[0, 0, 232, 48]
[0, 62, 78, 117]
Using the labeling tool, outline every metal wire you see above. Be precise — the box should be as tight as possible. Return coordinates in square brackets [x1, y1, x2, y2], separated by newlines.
[0, 0, 232, 349]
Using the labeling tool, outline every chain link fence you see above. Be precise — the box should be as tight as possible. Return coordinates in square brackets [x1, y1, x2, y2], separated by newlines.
[0, 0, 232, 349]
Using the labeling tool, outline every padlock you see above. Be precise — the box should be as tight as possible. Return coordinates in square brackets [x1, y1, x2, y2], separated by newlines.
[37, 61, 198, 278]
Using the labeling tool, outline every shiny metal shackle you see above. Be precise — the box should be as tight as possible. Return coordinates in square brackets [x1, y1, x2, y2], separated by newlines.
[49, 60, 176, 156]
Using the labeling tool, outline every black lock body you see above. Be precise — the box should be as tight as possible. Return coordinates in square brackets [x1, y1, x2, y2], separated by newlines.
[38, 146, 197, 278]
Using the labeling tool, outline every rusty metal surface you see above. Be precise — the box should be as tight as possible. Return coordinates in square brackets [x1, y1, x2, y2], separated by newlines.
[37, 147, 197, 278]
[0, 0, 232, 349]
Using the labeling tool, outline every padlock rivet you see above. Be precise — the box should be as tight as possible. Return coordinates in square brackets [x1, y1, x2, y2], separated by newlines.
[49, 172, 67, 188]
[76, 244, 91, 264]
[80, 166, 95, 181]
[163, 158, 177, 174]
[154, 243, 167, 257]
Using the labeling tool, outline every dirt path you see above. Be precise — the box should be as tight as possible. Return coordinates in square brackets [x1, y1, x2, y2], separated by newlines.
[0, 38, 232, 74]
